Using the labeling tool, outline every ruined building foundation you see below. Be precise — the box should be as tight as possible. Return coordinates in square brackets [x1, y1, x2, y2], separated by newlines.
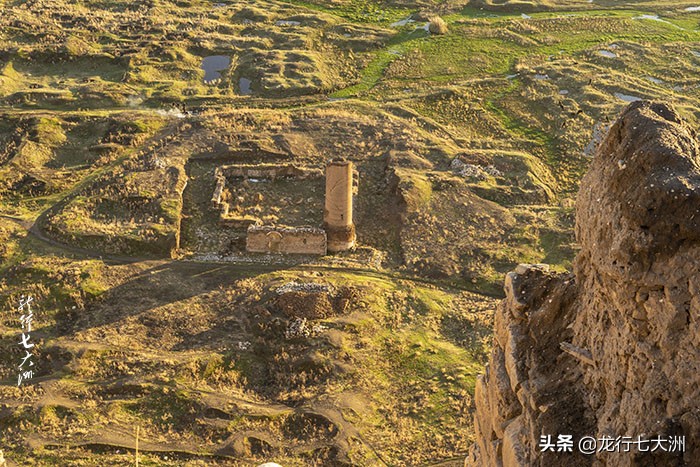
[246, 225, 326, 255]
[323, 159, 356, 252]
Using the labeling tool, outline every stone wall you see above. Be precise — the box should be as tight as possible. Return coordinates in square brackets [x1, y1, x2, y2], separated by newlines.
[246, 225, 326, 255]
[211, 167, 226, 208]
[467, 265, 591, 467]
[221, 163, 321, 180]
[210, 164, 324, 225]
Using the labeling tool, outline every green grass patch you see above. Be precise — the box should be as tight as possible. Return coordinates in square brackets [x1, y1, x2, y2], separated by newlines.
[483, 80, 552, 147]
[279, 0, 411, 25]
[331, 46, 407, 97]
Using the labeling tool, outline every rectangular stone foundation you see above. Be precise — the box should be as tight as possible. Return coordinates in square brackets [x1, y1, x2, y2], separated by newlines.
[246, 225, 327, 255]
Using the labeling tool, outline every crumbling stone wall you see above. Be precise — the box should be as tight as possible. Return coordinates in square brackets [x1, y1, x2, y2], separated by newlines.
[211, 160, 358, 256]
[468, 265, 592, 467]
[210, 164, 323, 225]
[246, 225, 326, 255]
[221, 163, 321, 180]
[469, 102, 700, 466]
[211, 167, 226, 208]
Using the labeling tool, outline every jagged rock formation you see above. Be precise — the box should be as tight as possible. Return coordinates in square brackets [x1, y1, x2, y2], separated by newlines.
[469, 101, 700, 466]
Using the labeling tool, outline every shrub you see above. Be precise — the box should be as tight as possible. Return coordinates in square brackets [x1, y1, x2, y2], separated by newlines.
[428, 16, 448, 35]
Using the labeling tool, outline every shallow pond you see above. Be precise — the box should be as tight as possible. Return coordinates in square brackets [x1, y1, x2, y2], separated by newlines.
[391, 17, 414, 27]
[614, 92, 642, 102]
[633, 14, 683, 29]
[239, 77, 252, 95]
[201, 55, 230, 83]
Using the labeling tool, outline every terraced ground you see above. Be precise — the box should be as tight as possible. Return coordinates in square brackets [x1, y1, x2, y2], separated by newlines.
[1, 0, 700, 465]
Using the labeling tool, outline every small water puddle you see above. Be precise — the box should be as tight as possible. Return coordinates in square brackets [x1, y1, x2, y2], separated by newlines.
[276, 20, 301, 26]
[201, 55, 230, 84]
[391, 17, 415, 27]
[685, 6, 700, 11]
[239, 77, 252, 95]
[614, 92, 642, 102]
[633, 14, 683, 29]
[598, 50, 617, 58]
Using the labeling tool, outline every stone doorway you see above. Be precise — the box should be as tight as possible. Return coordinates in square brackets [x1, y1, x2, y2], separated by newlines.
[266, 231, 283, 253]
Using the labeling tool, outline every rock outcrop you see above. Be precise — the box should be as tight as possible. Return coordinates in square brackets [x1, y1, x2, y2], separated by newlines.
[469, 101, 700, 466]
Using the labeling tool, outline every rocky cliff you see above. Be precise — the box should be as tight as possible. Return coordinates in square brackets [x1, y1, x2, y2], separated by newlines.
[468, 101, 700, 466]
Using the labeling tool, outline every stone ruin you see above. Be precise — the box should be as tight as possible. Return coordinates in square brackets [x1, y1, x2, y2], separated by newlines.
[246, 225, 326, 255]
[211, 163, 322, 227]
[210, 159, 357, 256]
[324, 159, 356, 252]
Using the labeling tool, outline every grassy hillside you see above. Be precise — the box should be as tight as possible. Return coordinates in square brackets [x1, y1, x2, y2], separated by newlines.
[1, 0, 700, 464]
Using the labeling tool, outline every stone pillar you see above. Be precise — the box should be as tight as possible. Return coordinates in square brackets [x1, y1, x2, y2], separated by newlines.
[324, 159, 355, 252]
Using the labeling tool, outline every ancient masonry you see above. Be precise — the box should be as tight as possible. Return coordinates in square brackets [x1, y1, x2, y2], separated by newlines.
[211, 163, 321, 227]
[324, 159, 356, 253]
[246, 225, 327, 255]
[210, 159, 357, 255]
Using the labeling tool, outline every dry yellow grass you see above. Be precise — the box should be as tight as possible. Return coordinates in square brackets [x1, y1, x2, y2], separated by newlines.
[428, 16, 449, 35]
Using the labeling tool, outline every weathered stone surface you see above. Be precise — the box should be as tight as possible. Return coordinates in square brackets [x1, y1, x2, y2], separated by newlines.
[502, 416, 527, 467]
[246, 225, 327, 255]
[470, 101, 700, 466]
[222, 163, 321, 180]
